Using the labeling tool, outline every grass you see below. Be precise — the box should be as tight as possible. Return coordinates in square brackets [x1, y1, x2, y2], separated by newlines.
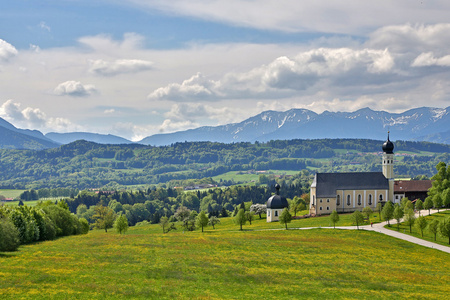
[3, 214, 448, 299]
[0, 189, 25, 199]
[385, 210, 450, 247]
[213, 170, 301, 185]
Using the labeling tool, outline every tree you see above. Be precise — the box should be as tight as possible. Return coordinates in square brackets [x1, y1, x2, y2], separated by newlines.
[250, 204, 266, 219]
[92, 203, 116, 232]
[415, 199, 423, 216]
[439, 218, 450, 245]
[351, 210, 364, 230]
[234, 209, 246, 231]
[403, 208, 416, 233]
[279, 208, 292, 230]
[174, 206, 191, 222]
[424, 197, 433, 215]
[245, 211, 254, 225]
[381, 201, 394, 226]
[393, 205, 404, 231]
[208, 216, 220, 229]
[196, 211, 209, 232]
[330, 210, 339, 229]
[114, 214, 129, 234]
[78, 218, 90, 234]
[376, 202, 383, 221]
[415, 216, 427, 237]
[159, 216, 176, 234]
[432, 194, 443, 212]
[428, 220, 439, 241]
[362, 207, 373, 221]
[400, 197, 413, 211]
[0, 217, 20, 251]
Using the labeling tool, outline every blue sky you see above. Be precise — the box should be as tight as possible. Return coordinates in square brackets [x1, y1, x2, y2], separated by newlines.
[1, 0, 450, 141]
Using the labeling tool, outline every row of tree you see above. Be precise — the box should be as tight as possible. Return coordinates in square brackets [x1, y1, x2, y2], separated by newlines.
[0, 201, 89, 252]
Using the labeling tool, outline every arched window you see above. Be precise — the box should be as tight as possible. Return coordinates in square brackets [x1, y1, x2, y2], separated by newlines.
[312, 196, 315, 205]
[347, 195, 351, 206]
[336, 195, 340, 205]
[275, 211, 278, 217]
[268, 210, 270, 217]
[358, 195, 362, 206]
[368, 194, 372, 205]
[379, 194, 383, 202]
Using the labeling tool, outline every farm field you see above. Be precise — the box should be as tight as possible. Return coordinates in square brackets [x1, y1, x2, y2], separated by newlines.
[0, 189, 25, 199]
[1, 216, 449, 299]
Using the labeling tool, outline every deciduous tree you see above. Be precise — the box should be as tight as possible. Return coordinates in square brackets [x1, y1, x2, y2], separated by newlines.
[393, 205, 404, 231]
[208, 216, 220, 229]
[381, 201, 394, 226]
[439, 218, 450, 244]
[196, 211, 209, 232]
[279, 208, 292, 230]
[428, 219, 439, 241]
[415, 216, 427, 237]
[351, 210, 364, 230]
[92, 203, 115, 232]
[234, 209, 246, 231]
[415, 199, 423, 216]
[114, 214, 129, 234]
[330, 210, 339, 229]
[424, 197, 433, 215]
[403, 208, 416, 233]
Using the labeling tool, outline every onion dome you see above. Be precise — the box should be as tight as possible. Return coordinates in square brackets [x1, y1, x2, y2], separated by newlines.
[382, 132, 394, 154]
[266, 184, 289, 209]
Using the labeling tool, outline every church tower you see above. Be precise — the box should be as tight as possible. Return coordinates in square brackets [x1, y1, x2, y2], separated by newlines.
[382, 132, 395, 202]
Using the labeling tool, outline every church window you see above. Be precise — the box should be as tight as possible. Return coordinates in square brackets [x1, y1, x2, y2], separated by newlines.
[347, 195, 351, 206]
[327, 199, 330, 203]
[336, 195, 340, 205]
[312, 196, 315, 205]
[326, 206, 329, 210]
[320, 199, 323, 203]
[368, 194, 372, 205]
[358, 195, 362, 206]
[379, 194, 383, 201]
[275, 211, 278, 217]
[319, 207, 322, 211]
[268, 210, 270, 217]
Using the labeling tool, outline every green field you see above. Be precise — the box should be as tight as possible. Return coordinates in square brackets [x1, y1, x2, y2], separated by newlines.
[0, 189, 25, 199]
[1, 215, 449, 299]
[213, 170, 301, 185]
[385, 210, 450, 247]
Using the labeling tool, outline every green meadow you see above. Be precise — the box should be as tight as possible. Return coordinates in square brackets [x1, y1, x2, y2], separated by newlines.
[1, 215, 449, 299]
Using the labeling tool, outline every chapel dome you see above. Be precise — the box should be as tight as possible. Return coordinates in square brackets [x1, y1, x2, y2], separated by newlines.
[266, 184, 289, 209]
[382, 132, 394, 154]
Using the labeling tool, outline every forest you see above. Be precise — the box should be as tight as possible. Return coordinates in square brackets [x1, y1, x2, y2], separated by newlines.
[0, 138, 449, 190]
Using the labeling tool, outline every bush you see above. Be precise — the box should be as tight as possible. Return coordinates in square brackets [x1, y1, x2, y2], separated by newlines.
[78, 218, 90, 234]
[0, 218, 20, 252]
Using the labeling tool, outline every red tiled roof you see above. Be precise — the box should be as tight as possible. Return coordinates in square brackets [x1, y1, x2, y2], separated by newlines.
[394, 180, 433, 193]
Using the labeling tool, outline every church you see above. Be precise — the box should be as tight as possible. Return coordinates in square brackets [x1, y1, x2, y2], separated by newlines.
[309, 134, 396, 216]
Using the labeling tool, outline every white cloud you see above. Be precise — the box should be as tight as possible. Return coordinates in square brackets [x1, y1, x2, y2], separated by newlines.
[411, 52, 450, 67]
[39, 21, 51, 32]
[89, 59, 153, 76]
[104, 108, 115, 114]
[149, 48, 395, 101]
[54, 80, 97, 97]
[0, 100, 81, 132]
[0, 39, 18, 62]
[127, 0, 450, 34]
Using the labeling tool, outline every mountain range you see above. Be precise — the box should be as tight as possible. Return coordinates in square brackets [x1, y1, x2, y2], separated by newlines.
[1, 106, 450, 149]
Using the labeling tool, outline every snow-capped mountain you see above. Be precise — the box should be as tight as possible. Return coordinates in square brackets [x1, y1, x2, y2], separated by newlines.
[139, 107, 450, 146]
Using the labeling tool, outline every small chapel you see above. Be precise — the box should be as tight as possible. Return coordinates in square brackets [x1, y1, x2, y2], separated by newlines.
[309, 133, 396, 216]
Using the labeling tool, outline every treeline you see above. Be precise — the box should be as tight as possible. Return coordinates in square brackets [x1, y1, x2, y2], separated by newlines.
[0, 138, 449, 189]
[0, 201, 89, 252]
[68, 173, 310, 227]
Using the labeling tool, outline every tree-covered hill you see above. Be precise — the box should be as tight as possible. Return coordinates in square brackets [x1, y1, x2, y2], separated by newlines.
[0, 138, 449, 190]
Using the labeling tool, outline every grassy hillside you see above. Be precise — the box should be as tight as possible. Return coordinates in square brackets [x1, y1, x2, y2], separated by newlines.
[1, 216, 449, 299]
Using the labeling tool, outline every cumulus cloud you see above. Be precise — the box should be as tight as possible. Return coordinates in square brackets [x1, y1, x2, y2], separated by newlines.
[88, 59, 153, 76]
[0, 39, 18, 62]
[0, 100, 80, 132]
[411, 52, 450, 67]
[149, 48, 395, 101]
[54, 80, 97, 97]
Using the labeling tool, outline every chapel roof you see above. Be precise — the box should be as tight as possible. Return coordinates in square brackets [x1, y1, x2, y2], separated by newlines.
[394, 180, 433, 193]
[266, 184, 289, 209]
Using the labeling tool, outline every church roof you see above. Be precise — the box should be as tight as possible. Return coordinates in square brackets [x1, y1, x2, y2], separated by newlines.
[313, 172, 389, 198]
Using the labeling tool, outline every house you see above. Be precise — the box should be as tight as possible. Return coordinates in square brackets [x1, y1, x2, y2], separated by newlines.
[394, 180, 432, 203]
